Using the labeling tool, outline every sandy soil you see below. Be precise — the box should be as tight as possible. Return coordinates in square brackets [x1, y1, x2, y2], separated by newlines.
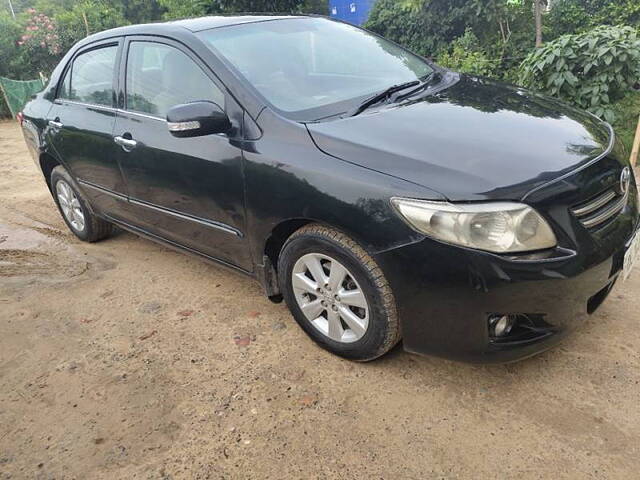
[0, 119, 639, 479]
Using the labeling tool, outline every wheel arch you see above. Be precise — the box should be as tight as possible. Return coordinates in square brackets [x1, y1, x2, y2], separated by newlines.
[263, 218, 315, 270]
[39, 152, 61, 192]
[262, 217, 373, 271]
[257, 217, 380, 301]
[40, 154, 97, 216]
[256, 218, 314, 301]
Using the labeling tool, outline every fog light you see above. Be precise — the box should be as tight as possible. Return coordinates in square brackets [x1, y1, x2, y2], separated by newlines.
[489, 314, 514, 338]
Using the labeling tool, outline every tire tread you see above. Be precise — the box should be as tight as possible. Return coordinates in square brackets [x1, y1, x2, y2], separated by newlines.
[283, 224, 400, 361]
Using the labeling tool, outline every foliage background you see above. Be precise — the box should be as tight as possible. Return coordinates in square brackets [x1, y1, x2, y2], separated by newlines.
[0, 0, 328, 116]
[1, 0, 639, 158]
[0, 0, 327, 83]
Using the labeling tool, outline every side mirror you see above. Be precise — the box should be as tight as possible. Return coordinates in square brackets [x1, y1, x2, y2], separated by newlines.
[166, 101, 231, 138]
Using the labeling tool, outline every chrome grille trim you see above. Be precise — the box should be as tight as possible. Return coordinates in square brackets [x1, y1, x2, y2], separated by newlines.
[580, 194, 628, 229]
[572, 188, 628, 230]
[572, 190, 617, 217]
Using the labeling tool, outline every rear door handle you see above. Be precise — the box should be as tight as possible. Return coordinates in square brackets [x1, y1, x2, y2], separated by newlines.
[114, 136, 137, 151]
[48, 120, 63, 128]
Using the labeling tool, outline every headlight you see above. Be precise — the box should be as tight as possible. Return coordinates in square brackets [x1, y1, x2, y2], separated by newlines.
[390, 198, 557, 253]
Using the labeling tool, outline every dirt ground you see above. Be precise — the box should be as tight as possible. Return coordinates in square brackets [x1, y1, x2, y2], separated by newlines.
[1, 119, 639, 480]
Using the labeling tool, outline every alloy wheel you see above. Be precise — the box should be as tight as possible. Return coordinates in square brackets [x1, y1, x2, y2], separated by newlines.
[56, 180, 85, 232]
[291, 253, 369, 343]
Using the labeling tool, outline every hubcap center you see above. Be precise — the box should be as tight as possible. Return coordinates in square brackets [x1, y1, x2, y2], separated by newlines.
[322, 292, 335, 304]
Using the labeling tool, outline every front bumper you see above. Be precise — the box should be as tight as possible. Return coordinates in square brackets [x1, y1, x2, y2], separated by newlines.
[375, 224, 637, 364]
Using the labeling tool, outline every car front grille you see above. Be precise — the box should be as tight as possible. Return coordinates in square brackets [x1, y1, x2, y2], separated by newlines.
[571, 187, 628, 230]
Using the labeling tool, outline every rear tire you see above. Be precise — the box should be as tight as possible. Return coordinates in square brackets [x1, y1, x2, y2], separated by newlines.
[278, 224, 400, 361]
[50, 166, 112, 242]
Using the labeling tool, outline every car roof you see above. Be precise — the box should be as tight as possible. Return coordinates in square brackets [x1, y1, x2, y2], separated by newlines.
[82, 15, 310, 43]
[170, 15, 308, 32]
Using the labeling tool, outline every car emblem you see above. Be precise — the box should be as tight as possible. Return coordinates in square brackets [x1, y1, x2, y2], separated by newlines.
[619, 167, 632, 195]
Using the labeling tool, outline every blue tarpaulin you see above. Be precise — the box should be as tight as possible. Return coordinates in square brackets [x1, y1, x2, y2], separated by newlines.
[328, 0, 378, 26]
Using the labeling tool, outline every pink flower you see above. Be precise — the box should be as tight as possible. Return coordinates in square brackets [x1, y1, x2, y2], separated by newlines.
[48, 24, 54, 30]
[40, 42, 46, 47]
[17, 41, 23, 46]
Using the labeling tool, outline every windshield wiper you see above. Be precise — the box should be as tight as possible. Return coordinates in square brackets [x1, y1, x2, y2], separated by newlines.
[393, 71, 440, 103]
[348, 80, 420, 117]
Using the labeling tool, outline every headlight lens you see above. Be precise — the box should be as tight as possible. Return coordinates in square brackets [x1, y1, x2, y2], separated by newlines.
[390, 198, 557, 253]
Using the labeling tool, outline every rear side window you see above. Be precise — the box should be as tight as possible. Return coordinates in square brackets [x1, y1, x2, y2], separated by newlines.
[59, 45, 118, 106]
[125, 42, 224, 118]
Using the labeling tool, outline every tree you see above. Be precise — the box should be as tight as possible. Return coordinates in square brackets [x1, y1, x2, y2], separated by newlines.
[547, 0, 640, 40]
[159, 0, 326, 19]
[365, 0, 536, 80]
[15, 8, 62, 75]
[55, 1, 128, 51]
[218, 0, 304, 11]
[158, 0, 209, 19]
[534, 0, 546, 47]
[298, 0, 328, 14]
[0, 11, 23, 78]
[366, 0, 483, 56]
[120, 0, 165, 24]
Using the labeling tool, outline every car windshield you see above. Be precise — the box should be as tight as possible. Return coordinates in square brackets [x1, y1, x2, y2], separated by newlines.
[197, 17, 433, 121]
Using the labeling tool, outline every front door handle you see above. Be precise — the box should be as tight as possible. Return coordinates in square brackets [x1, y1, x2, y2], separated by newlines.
[48, 120, 63, 128]
[114, 135, 137, 151]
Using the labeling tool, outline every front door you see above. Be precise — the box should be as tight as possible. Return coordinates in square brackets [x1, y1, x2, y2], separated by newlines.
[47, 40, 129, 216]
[112, 38, 252, 271]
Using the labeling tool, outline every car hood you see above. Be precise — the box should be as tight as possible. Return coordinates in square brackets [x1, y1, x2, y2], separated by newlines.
[306, 75, 613, 201]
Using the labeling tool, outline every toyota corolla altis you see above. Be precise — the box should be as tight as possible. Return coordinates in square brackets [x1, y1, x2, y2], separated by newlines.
[19, 15, 640, 362]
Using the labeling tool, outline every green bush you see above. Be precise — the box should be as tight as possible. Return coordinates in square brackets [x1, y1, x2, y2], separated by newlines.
[365, 0, 536, 83]
[519, 25, 640, 123]
[365, 0, 501, 58]
[365, 0, 433, 56]
[437, 29, 497, 77]
[611, 91, 640, 161]
[548, 0, 640, 40]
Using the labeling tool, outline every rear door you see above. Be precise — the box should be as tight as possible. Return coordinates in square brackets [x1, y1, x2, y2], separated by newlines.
[112, 37, 252, 271]
[46, 39, 129, 216]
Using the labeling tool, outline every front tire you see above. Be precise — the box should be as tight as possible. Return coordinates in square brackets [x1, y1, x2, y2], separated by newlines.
[51, 166, 112, 242]
[278, 224, 400, 361]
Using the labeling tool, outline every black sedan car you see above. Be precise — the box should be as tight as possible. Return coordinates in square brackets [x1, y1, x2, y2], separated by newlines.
[19, 15, 640, 363]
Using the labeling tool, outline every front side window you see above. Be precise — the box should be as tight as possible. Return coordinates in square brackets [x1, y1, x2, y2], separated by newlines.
[59, 45, 118, 106]
[125, 42, 225, 118]
[197, 17, 433, 120]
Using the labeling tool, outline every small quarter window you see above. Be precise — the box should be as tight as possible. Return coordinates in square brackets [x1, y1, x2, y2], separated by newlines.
[125, 42, 224, 118]
[59, 45, 118, 106]
[58, 66, 71, 99]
